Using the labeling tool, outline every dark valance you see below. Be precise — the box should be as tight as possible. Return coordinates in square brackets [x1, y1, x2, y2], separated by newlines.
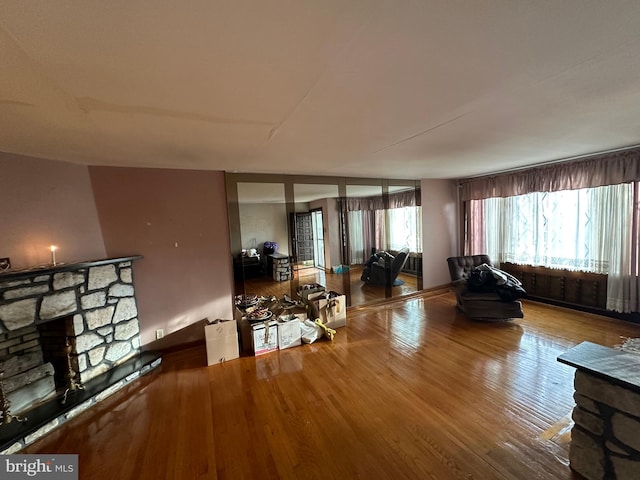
[459, 147, 640, 201]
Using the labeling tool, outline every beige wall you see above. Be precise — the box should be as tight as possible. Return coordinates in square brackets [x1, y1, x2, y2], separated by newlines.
[421, 179, 459, 288]
[238, 202, 289, 255]
[0, 153, 106, 268]
[89, 167, 234, 346]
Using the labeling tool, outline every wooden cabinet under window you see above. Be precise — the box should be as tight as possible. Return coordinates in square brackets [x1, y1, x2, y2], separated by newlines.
[500, 262, 608, 310]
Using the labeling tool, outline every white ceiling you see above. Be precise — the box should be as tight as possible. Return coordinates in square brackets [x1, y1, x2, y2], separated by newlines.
[3, 1, 640, 180]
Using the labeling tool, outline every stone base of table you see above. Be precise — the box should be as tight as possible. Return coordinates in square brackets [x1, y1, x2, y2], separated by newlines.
[558, 341, 640, 480]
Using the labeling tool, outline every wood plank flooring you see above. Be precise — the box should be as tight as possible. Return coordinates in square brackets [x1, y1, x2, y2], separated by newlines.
[23, 293, 640, 479]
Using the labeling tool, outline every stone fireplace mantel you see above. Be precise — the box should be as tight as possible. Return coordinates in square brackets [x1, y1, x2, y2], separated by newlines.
[0, 256, 143, 282]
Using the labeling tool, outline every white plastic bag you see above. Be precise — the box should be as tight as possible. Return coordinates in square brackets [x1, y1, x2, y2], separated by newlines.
[300, 319, 323, 344]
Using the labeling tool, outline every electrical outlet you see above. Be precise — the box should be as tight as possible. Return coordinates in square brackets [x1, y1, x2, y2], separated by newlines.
[155, 329, 165, 340]
[0, 257, 10, 272]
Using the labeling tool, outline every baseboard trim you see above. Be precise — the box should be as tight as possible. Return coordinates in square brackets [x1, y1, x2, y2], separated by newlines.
[523, 297, 640, 324]
[347, 284, 451, 312]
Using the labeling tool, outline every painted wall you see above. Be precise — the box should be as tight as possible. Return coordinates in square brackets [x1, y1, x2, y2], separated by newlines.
[421, 179, 459, 288]
[0, 152, 106, 269]
[294, 202, 310, 213]
[89, 167, 234, 347]
[238, 203, 289, 255]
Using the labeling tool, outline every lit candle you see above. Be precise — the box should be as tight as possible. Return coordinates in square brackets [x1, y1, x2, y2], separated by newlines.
[50, 245, 58, 266]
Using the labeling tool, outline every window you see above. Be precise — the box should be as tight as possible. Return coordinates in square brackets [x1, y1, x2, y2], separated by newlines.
[483, 188, 604, 272]
[470, 183, 637, 312]
[460, 150, 640, 314]
[383, 206, 422, 253]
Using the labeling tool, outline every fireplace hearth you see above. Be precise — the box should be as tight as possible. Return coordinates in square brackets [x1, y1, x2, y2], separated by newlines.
[0, 350, 161, 453]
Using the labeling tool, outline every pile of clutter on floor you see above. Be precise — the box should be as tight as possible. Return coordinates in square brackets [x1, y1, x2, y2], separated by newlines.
[205, 283, 347, 365]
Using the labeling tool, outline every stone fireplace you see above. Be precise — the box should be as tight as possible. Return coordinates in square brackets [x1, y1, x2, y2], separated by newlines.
[0, 256, 157, 452]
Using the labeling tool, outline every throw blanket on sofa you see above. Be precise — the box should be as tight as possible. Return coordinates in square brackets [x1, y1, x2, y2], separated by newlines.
[467, 264, 527, 302]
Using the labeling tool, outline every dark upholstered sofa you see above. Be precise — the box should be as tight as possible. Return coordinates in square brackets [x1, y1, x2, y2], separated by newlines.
[447, 255, 524, 321]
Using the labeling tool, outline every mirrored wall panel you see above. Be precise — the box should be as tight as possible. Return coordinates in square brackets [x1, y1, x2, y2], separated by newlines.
[386, 185, 422, 298]
[291, 183, 343, 298]
[233, 182, 288, 298]
[345, 184, 384, 306]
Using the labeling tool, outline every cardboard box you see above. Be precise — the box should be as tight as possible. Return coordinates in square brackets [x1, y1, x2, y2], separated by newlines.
[277, 318, 302, 350]
[251, 320, 278, 356]
[310, 292, 347, 329]
[205, 320, 239, 365]
[235, 306, 269, 354]
[237, 316, 254, 354]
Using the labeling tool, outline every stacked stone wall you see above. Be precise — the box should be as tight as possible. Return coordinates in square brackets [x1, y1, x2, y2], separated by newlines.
[570, 371, 640, 480]
[272, 256, 291, 282]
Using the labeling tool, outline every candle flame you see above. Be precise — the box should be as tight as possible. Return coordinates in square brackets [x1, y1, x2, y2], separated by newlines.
[50, 245, 58, 252]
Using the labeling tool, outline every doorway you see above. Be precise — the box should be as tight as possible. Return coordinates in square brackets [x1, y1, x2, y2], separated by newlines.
[291, 212, 314, 269]
[311, 209, 325, 269]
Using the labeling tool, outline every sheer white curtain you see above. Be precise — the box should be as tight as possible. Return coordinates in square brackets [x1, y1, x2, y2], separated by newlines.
[375, 210, 386, 251]
[347, 211, 364, 265]
[591, 183, 635, 312]
[384, 206, 422, 252]
[485, 190, 604, 271]
[633, 182, 640, 313]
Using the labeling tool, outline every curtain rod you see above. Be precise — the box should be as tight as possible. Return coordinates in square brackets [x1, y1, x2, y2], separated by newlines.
[461, 143, 640, 181]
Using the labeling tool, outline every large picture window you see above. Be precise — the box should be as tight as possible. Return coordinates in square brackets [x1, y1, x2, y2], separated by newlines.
[466, 182, 638, 313]
[482, 184, 631, 272]
[461, 149, 640, 314]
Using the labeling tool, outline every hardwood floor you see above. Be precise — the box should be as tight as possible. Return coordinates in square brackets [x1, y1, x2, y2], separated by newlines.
[24, 293, 640, 479]
[237, 265, 420, 307]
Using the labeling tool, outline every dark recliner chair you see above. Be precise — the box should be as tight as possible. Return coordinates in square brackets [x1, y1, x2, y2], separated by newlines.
[365, 248, 410, 286]
[446, 255, 524, 321]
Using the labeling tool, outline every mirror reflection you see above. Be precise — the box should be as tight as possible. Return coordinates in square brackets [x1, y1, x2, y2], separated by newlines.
[234, 182, 290, 298]
[230, 175, 422, 309]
